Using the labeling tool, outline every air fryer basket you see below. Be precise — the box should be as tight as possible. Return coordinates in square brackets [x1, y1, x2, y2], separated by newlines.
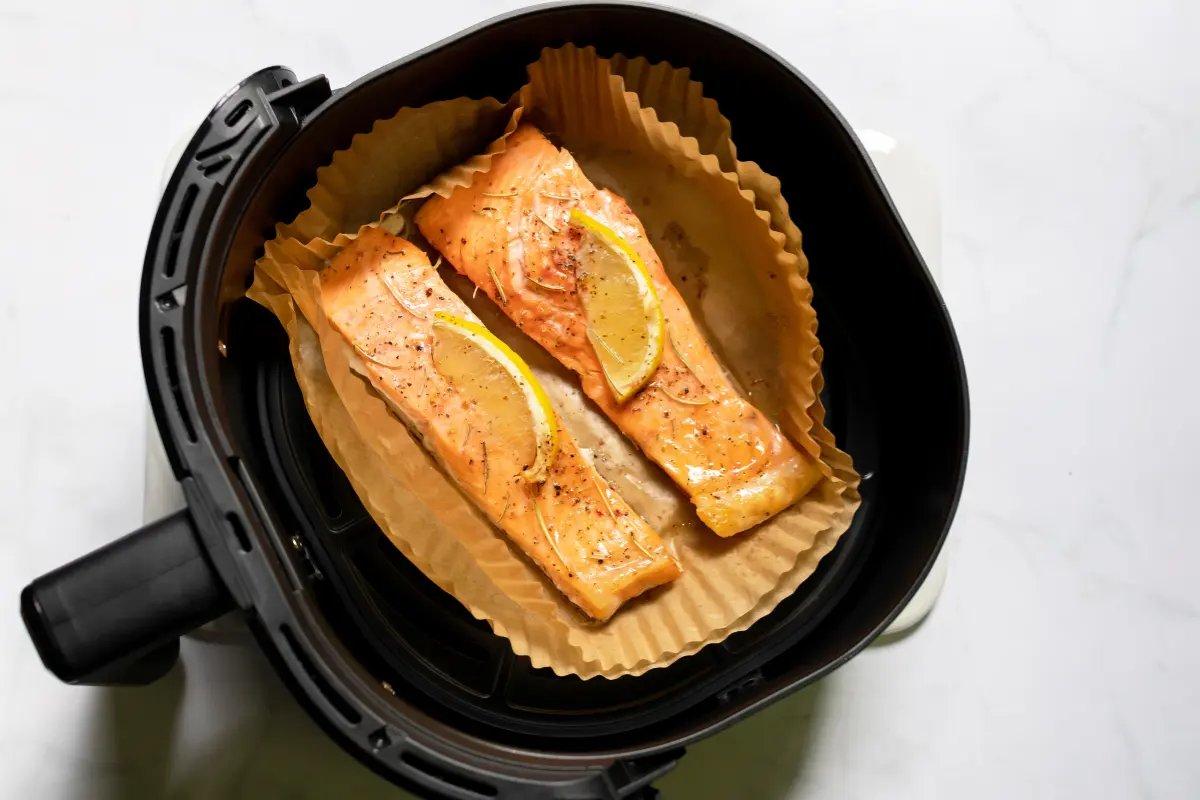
[21, 4, 967, 798]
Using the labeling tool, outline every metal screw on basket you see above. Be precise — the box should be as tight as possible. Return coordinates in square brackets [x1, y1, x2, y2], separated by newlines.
[290, 535, 304, 551]
[369, 728, 392, 752]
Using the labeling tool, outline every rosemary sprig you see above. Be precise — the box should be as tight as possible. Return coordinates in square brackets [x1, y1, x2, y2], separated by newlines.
[353, 343, 402, 367]
[527, 274, 567, 292]
[534, 501, 569, 569]
[481, 441, 490, 493]
[587, 328, 626, 363]
[532, 211, 560, 234]
[380, 275, 428, 319]
[657, 384, 712, 406]
[668, 328, 700, 379]
[591, 474, 656, 561]
[488, 263, 508, 305]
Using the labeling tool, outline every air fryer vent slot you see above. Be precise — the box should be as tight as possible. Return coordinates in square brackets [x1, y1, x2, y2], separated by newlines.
[163, 184, 198, 279]
[225, 512, 251, 553]
[401, 750, 497, 798]
[160, 327, 196, 443]
[280, 624, 362, 726]
[223, 98, 252, 128]
[199, 153, 232, 177]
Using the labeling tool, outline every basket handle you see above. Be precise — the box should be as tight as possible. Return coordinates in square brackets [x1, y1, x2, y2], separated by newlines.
[20, 509, 233, 685]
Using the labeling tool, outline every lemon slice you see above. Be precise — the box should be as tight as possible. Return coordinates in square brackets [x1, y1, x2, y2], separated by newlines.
[569, 209, 665, 402]
[431, 312, 558, 482]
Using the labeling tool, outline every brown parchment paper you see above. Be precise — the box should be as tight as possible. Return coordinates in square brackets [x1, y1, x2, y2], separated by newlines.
[248, 46, 861, 678]
[275, 97, 511, 244]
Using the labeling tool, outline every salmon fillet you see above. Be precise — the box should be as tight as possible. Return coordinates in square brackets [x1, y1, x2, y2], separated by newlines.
[320, 227, 681, 620]
[415, 125, 823, 536]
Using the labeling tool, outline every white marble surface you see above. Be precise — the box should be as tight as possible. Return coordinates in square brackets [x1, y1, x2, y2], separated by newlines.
[2, 0, 1198, 798]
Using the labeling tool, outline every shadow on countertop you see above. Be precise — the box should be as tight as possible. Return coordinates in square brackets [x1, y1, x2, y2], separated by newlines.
[657, 680, 827, 800]
[94, 655, 185, 799]
[80, 617, 829, 800]
[83, 620, 410, 800]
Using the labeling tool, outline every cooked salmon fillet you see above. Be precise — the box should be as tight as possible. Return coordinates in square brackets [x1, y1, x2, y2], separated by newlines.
[415, 125, 823, 536]
[320, 227, 681, 620]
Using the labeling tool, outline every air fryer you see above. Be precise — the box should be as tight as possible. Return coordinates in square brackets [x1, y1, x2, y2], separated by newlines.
[20, 4, 968, 798]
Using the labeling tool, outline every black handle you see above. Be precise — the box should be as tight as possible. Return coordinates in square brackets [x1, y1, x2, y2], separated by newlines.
[21, 509, 233, 685]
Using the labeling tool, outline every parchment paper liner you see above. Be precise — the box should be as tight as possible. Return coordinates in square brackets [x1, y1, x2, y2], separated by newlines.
[248, 47, 860, 678]
[274, 97, 511, 244]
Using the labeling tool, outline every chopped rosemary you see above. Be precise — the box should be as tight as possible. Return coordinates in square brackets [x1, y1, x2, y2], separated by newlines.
[668, 328, 701, 378]
[353, 342, 401, 367]
[658, 384, 713, 406]
[527, 274, 567, 292]
[587, 328, 625, 363]
[462, 423, 472, 449]
[532, 211, 560, 234]
[591, 474, 655, 560]
[380, 275, 428, 319]
[482, 441, 490, 493]
[488, 262, 508, 305]
[628, 533, 657, 562]
[497, 491, 511, 523]
[534, 501, 569, 569]
[472, 284, 479, 299]
[538, 192, 574, 200]
[591, 473, 616, 517]
[432, 254, 443, 269]
[472, 209, 489, 217]
[482, 191, 518, 197]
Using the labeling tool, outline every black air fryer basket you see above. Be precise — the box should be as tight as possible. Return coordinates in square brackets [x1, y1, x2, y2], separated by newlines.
[21, 4, 968, 798]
